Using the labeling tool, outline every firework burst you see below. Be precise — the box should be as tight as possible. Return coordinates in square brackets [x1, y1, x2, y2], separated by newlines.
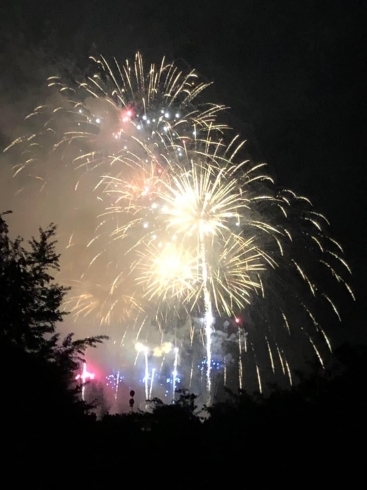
[99, 127, 354, 396]
[5, 52, 227, 189]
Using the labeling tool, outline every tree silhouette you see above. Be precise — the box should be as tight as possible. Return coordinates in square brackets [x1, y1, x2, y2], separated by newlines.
[0, 211, 106, 440]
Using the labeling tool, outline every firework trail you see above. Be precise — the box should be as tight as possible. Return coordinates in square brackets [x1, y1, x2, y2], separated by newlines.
[172, 347, 179, 401]
[135, 342, 150, 400]
[3, 52, 354, 401]
[149, 368, 156, 400]
[75, 361, 95, 401]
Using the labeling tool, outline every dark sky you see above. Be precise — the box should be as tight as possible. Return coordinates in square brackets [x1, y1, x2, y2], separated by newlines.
[1, 0, 366, 338]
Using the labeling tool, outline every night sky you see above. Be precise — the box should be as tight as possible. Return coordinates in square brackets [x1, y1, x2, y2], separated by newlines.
[1, 0, 366, 341]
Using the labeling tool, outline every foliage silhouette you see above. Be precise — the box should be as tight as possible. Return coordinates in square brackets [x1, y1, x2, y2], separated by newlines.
[0, 211, 106, 428]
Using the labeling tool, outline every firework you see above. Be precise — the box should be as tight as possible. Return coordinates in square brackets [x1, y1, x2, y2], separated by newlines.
[75, 361, 95, 400]
[5, 52, 227, 189]
[3, 52, 355, 402]
[98, 127, 354, 398]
